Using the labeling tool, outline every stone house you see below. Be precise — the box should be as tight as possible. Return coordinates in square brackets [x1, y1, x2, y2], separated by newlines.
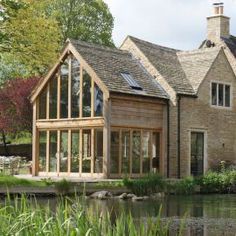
[30, 3, 236, 179]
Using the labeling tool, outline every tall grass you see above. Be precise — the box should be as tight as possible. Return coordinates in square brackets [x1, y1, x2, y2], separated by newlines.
[0, 195, 179, 236]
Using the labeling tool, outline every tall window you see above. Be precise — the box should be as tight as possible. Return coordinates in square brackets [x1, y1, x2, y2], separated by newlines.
[60, 131, 68, 172]
[110, 131, 119, 174]
[94, 129, 103, 173]
[71, 131, 80, 173]
[211, 82, 231, 108]
[39, 131, 47, 172]
[38, 88, 47, 119]
[49, 76, 58, 119]
[49, 131, 57, 172]
[60, 60, 69, 118]
[142, 131, 151, 173]
[82, 71, 91, 117]
[71, 56, 80, 118]
[132, 131, 141, 174]
[122, 131, 130, 174]
[82, 130, 91, 173]
[94, 83, 103, 116]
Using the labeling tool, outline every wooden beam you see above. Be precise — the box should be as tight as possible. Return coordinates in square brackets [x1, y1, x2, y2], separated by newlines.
[57, 74, 61, 119]
[129, 130, 132, 177]
[68, 56, 72, 119]
[79, 129, 83, 176]
[57, 130, 60, 177]
[36, 118, 104, 129]
[46, 84, 50, 120]
[80, 66, 83, 118]
[91, 80, 95, 118]
[140, 130, 143, 175]
[91, 129, 95, 175]
[119, 130, 122, 175]
[46, 131, 50, 174]
[32, 102, 37, 176]
[68, 129, 72, 174]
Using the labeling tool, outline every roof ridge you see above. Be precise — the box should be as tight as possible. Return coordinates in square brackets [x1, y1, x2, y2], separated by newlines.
[177, 46, 221, 56]
[68, 38, 130, 57]
[128, 35, 181, 52]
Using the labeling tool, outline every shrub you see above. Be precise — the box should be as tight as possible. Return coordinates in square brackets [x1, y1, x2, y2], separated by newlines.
[173, 177, 196, 195]
[123, 174, 165, 196]
[54, 179, 71, 195]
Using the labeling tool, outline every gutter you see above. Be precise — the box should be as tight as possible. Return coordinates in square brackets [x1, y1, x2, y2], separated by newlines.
[167, 100, 170, 178]
[177, 95, 181, 179]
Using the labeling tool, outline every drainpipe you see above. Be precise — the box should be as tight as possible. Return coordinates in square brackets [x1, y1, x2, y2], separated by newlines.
[167, 100, 170, 178]
[177, 95, 181, 179]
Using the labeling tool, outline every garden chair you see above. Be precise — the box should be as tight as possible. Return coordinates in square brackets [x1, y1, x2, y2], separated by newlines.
[0, 158, 4, 173]
[10, 158, 20, 175]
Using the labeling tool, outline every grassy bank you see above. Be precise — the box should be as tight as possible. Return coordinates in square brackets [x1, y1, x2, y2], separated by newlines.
[0, 196, 178, 236]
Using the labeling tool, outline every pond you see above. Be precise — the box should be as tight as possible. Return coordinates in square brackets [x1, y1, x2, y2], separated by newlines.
[35, 194, 236, 236]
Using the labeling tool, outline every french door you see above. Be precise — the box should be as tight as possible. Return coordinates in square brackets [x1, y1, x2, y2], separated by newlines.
[191, 132, 204, 176]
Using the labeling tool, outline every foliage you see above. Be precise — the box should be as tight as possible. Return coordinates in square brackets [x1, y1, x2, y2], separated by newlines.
[1, 0, 62, 78]
[0, 77, 39, 133]
[0, 196, 175, 236]
[123, 174, 165, 196]
[168, 177, 196, 195]
[6, 131, 32, 144]
[49, 0, 114, 46]
[54, 178, 72, 195]
[0, 174, 46, 187]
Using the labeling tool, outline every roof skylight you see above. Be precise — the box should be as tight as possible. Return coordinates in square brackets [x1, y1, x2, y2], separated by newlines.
[121, 72, 143, 90]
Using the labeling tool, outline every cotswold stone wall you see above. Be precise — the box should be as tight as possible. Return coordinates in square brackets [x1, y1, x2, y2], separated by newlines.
[179, 50, 236, 177]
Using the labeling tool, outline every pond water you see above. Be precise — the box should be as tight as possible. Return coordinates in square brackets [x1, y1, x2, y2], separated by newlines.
[3, 194, 236, 236]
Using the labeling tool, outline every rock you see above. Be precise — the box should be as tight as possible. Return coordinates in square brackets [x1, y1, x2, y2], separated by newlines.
[150, 192, 165, 199]
[118, 193, 128, 200]
[127, 193, 136, 199]
[143, 196, 149, 200]
[90, 191, 112, 199]
[132, 196, 144, 201]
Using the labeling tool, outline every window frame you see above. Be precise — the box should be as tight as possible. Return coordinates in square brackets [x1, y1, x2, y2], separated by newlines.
[210, 81, 232, 109]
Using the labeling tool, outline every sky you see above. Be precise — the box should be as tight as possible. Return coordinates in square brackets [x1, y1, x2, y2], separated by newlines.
[103, 0, 236, 50]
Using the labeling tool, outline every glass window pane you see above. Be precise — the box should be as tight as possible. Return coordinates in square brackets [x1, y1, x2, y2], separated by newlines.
[122, 131, 130, 174]
[60, 60, 69, 118]
[94, 129, 103, 173]
[71, 131, 80, 173]
[38, 88, 47, 119]
[110, 131, 119, 174]
[49, 76, 58, 119]
[60, 131, 68, 172]
[82, 130, 91, 173]
[71, 56, 80, 118]
[152, 132, 160, 171]
[142, 131, 151, 173]
[211, 83, 217, 106]
[39, 131, 47, 172]
[225, 85, 230, 107]
[82, 71, 91, 117]
[132, 131, 141, 174]
[49, 131, 57, 172]
[94, 83, 103, 117]
[218, 84, 224, 106]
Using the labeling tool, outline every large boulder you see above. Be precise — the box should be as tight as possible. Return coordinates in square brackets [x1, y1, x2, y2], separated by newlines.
[90, 191, 112, 200]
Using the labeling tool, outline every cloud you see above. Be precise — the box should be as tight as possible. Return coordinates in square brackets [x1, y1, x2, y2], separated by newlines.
[104, 0, 236, 50]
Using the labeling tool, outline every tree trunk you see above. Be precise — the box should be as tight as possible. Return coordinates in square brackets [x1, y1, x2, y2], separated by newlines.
[1, 130, 9, 156]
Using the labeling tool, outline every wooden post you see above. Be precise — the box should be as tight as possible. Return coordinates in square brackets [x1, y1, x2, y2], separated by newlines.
[57, 74, 61, 119]
[57, 130, 60, 177]
[119, 130, 122, 176]
[46, 130, 50, 174]
[129, 130, 133, 177]
[80, 67, 83, 118]
[68, 129, 72, 175]
[32, 101, 38, 176]
[46, 84, 50, 119]
[79, 129, 83, 176]
[103, 96, 111, 178]
[68, 56, 72, 119]
[91, 128, 95, 175]
[140, 130, 143, 175]
[91, 80, 95, 117]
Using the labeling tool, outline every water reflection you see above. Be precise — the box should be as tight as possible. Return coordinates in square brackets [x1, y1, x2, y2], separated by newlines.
[7, 195, 236, 236]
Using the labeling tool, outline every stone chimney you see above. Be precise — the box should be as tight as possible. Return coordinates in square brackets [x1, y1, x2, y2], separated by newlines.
[207, 2, 230, 43]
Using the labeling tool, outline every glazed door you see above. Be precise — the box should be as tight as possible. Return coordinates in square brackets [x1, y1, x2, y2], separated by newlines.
[191, 132, 204, 176]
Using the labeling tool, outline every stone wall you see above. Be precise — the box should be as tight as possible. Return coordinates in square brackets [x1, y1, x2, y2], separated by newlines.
[179, 50, 236, 176]
[0, 144, 32, 159]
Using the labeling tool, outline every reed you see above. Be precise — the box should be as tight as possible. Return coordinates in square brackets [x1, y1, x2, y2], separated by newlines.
[0, 195, 182, 236]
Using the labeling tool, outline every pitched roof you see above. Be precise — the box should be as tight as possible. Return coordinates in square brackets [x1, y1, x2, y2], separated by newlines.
[222, 35, 236, 58]
[69, 39, 168, 99]
[178, 48, 220, 92]
[127, 36, 195, 96]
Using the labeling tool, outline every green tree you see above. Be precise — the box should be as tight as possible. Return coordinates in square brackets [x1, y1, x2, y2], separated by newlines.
[49, 0, 114, 46]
